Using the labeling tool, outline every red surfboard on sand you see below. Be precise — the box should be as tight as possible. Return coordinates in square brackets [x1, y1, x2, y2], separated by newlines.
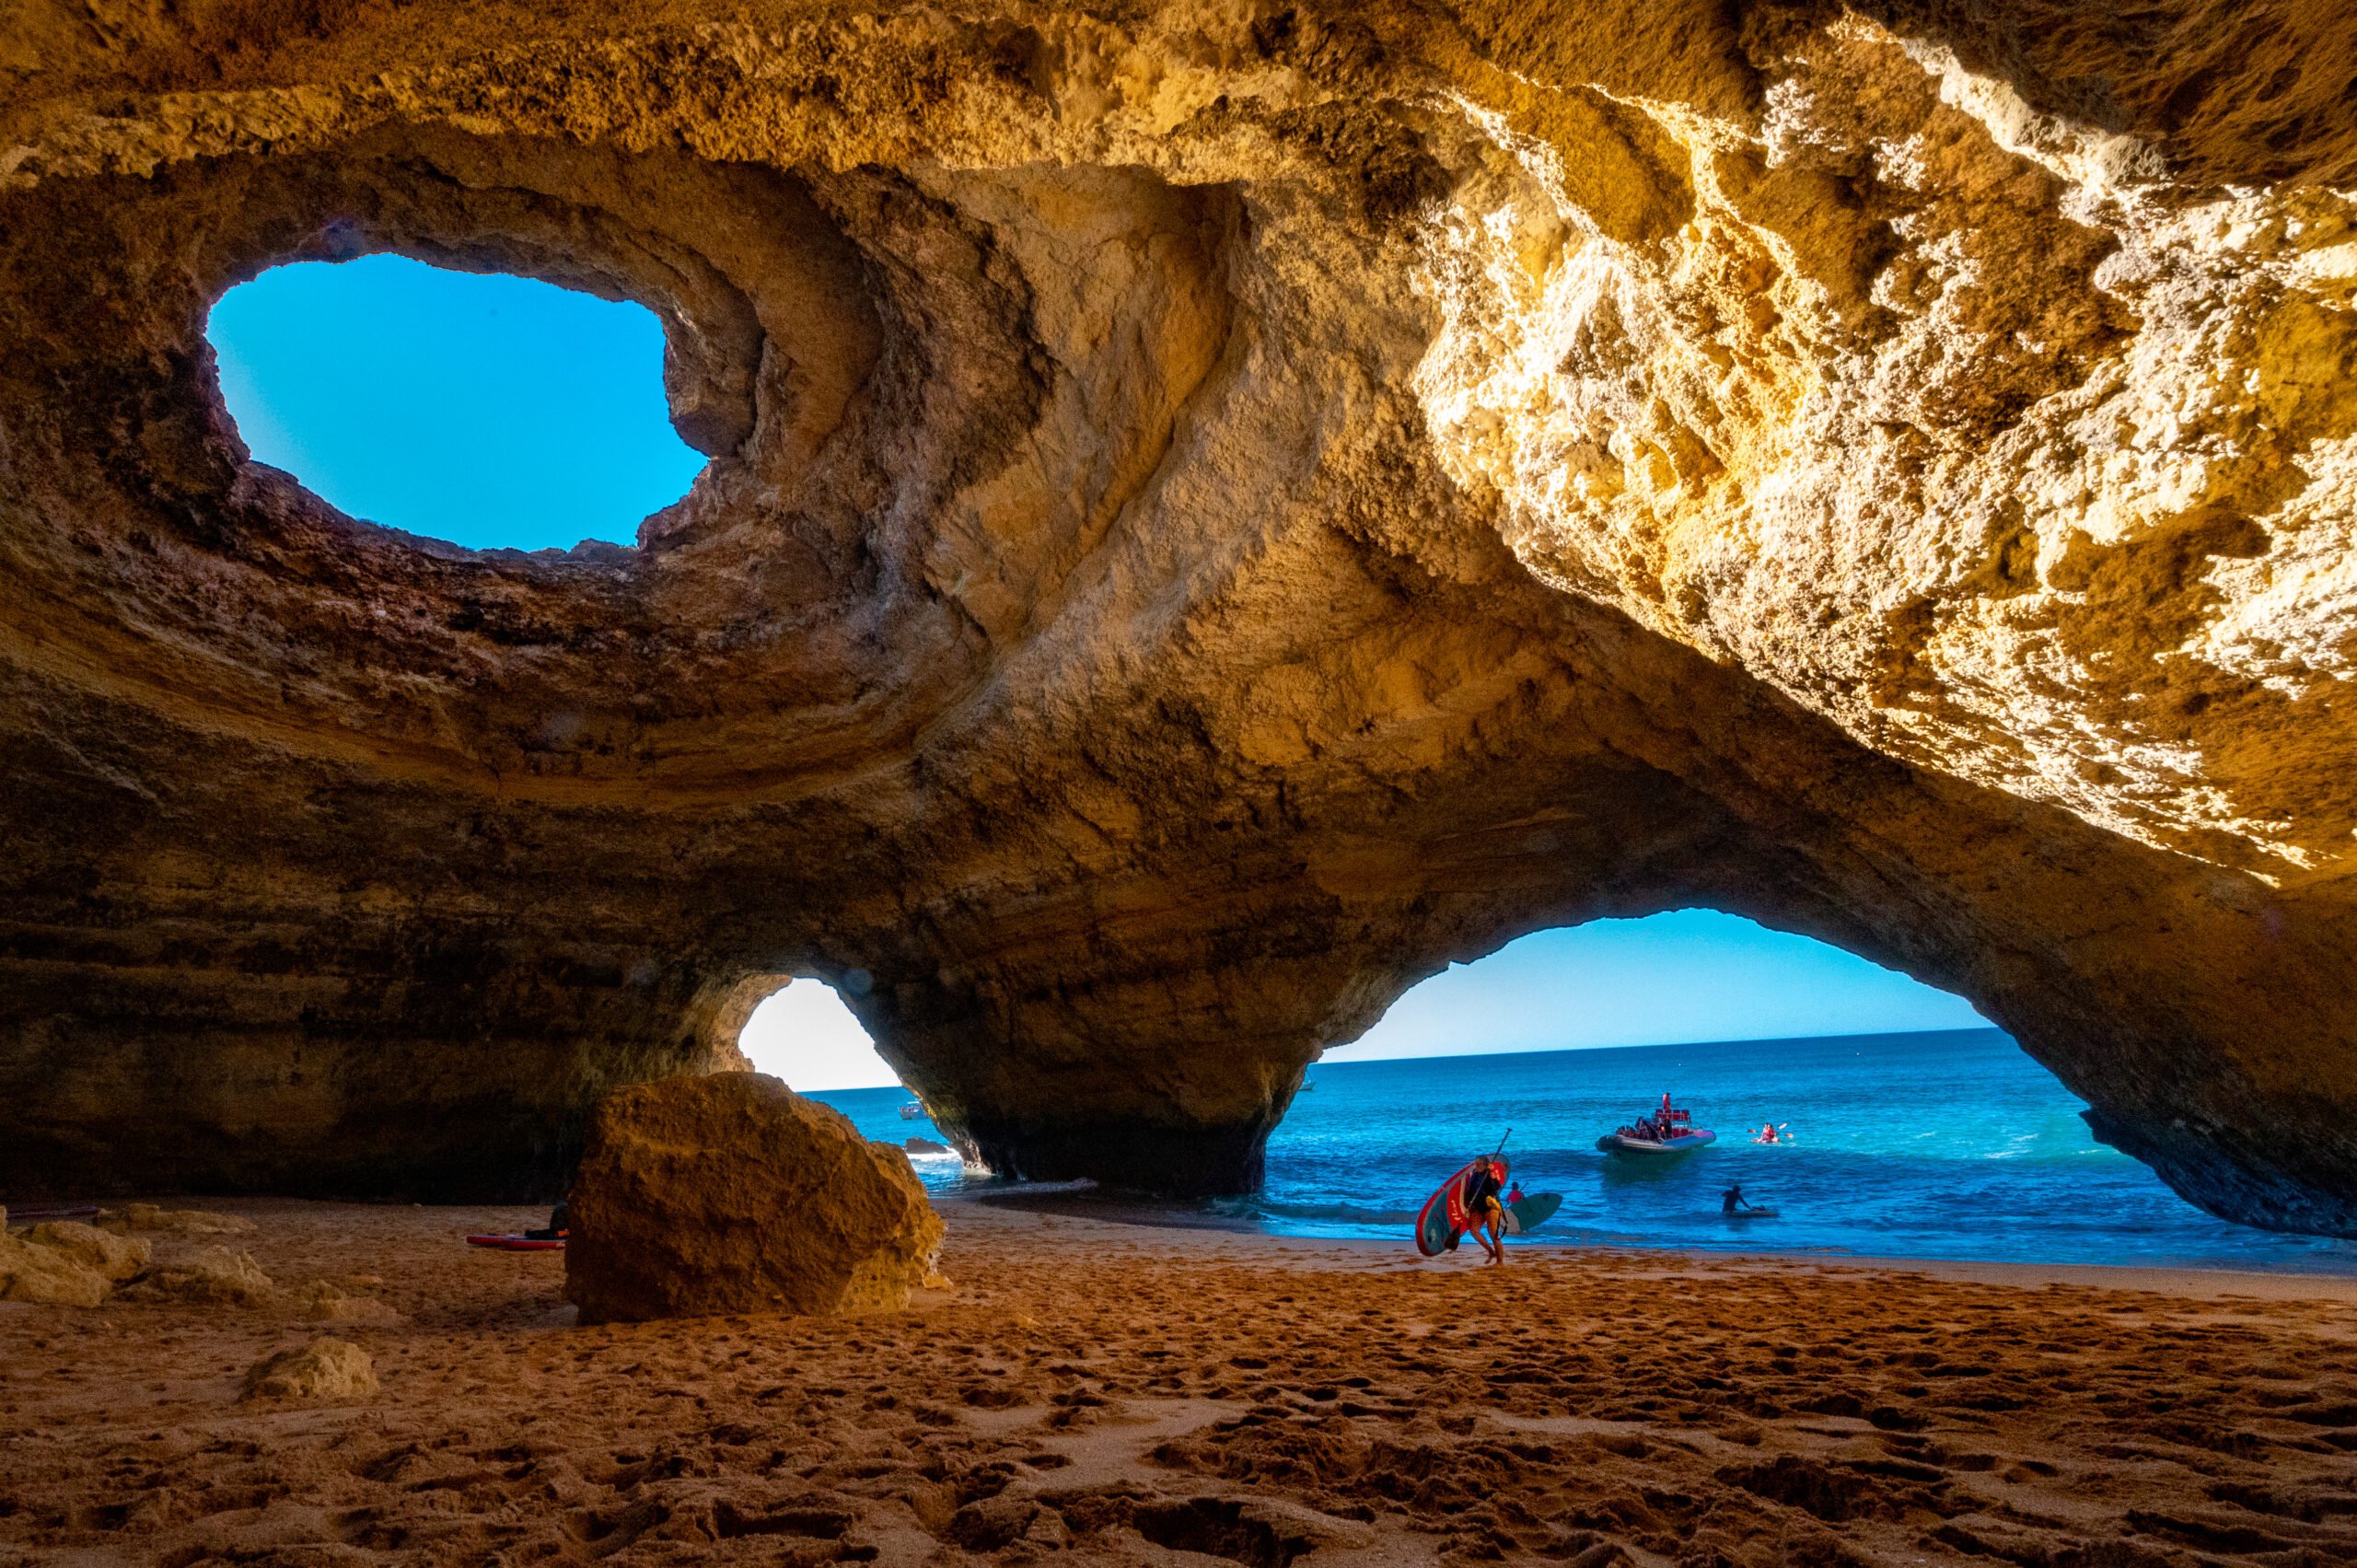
[466, 1235, 563, 1250]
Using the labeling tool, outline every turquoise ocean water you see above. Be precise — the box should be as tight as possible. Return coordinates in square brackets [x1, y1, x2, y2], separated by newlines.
[811, 1028, 2357, 1273]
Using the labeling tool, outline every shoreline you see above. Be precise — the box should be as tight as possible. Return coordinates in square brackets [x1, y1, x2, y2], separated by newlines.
[954, 1184, 2357, 1298]
[19, 1185, 2357, 1296]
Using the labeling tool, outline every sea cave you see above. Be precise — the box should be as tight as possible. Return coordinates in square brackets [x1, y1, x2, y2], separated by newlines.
[8, 2, 2357, 1561]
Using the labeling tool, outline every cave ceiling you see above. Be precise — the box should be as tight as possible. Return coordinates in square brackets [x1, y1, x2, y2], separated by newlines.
[3, 0, 2355, 1233]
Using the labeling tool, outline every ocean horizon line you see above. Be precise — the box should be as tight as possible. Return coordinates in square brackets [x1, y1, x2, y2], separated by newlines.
[1310, 1022, 2009, 1071]
[804, 1023, 2015, 1094]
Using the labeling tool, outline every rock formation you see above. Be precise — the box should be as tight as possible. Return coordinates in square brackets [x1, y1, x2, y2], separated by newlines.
[99, 1205, 258, 1238]
[565, 1073, 944, 1322]
[0, 1212, 151, 1306]
[17, 1220, 150, 1285]
[239, 1337, 378, 1402]
[117, 1248, 280, 1307]
[1, 3, 2353, 1231]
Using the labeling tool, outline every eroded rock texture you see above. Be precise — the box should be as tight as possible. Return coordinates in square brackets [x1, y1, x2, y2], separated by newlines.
[2, 2, 2354, 1229]
[565, 1073, 945, 1323]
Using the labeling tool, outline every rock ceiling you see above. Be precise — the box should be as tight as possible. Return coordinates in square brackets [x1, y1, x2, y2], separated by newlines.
[2, 1, 2353, 1233]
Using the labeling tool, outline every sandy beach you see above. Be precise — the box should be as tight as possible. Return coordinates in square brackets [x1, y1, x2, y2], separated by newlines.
[5, 1197, 2356, 1566]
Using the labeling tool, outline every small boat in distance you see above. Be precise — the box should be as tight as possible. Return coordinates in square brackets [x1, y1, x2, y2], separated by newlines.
[1598, 1092, 1716, 1155]
[900, 1099, 925, 1121]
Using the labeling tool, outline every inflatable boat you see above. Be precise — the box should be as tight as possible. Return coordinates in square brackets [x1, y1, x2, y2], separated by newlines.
[1596, 1128, 1717, 1155]
[1597, 1092, 1715, 1156]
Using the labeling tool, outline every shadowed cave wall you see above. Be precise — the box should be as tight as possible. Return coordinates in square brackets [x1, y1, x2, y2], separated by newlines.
[3, 1, 2355, 1234]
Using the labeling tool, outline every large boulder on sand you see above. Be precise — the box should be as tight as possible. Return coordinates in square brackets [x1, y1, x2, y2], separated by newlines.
[0, 1212, 151, 1306]
[20, 1221, 149, 1283]
[0, 1237, 109, 1306]
[565, 1073, 944, 1324]
[0, 1213, 132, 1307]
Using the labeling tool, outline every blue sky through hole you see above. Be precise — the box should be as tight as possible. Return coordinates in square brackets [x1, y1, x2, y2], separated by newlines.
[741, 911, 1987, 1090]
[206, 254, 706, 552]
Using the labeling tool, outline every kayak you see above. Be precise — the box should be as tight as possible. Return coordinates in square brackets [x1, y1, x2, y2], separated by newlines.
[1596, 1129, 1717, 1155]
[466, 1234, 563, 1250]
[1502, 1192, 1562, 1235]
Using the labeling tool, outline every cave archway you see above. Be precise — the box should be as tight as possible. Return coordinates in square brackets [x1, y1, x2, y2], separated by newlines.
[1324, 910, 1988, 1063]
[736, 977, 900, 1094]
[729, 976, 968, 1187]
[1257, 912, 2351, 1267]
[5, 3, 2357, 1243]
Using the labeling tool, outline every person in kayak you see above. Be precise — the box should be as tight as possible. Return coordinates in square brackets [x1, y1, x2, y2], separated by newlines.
[1462, 1156, 1509, 1266]
[1722, 1181, 1759, 1215]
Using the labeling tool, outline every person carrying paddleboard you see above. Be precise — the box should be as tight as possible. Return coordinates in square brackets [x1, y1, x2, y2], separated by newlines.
[1462, 1156, 1509, 1266]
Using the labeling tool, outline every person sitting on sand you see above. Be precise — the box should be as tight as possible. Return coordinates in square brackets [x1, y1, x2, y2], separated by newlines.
[524, 1191, 571, 1242]
[1462, 1156, 1509, 1267]
[1722, 1181, 1757, 1215]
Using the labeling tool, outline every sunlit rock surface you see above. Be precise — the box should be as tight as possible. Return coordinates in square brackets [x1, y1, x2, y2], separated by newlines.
[239, 1337, 378, 1403]
[0, 1214, 149, 1307]
[1, 1, 2354, 1231]
[565, 1073, 944, 1323]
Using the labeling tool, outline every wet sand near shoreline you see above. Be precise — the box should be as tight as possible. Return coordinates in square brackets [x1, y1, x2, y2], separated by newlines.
[4, 1197, 2356, 1566]
[964, 1184, 2357, 1303]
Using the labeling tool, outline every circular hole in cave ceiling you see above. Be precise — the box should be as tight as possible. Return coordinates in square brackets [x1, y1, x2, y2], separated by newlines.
[205, 253, 707, 552]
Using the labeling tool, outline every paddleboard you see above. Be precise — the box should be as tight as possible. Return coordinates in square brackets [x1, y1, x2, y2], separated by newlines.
[1721, 1208, 1779, 1220]
[466, 1234, 563, 1250]
[1501, 1192, 1562, 1235]
[1414, 1157, 1501, 1256]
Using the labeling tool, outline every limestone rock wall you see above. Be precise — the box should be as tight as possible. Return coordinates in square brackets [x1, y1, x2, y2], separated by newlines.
[1, 2, 2353, 1230]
